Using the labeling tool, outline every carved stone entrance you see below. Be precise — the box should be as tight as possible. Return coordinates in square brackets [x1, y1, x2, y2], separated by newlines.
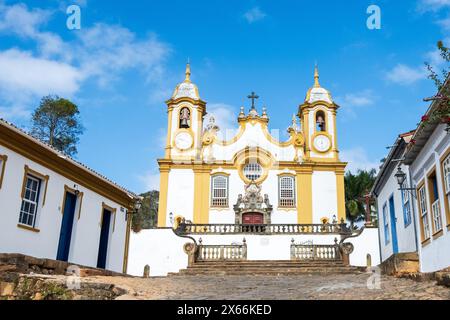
[233, 182, 273, 224]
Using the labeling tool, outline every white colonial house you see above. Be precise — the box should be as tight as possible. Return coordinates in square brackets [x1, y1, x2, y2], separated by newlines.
[0, 119, 139, 273]
[372, 81, 450, 273]
[128, 64, 380, 276]
[371, 131, 418, 263]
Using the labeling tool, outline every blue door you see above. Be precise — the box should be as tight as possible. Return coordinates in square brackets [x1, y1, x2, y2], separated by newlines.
[389, 196, 399, 254]
[97, 209, 111, 269]
[57, 192, 77, 261]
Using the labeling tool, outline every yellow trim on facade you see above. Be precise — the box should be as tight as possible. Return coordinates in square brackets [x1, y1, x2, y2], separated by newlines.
[61, 185, 84, 220]
[0, 154, 7, 189]
[439, 146, 450, 229]
[332, 110, 339, 155]
[122, 211, 132, 274]
[296, 168, 313, 224]
[21, 165, 49, 206]
[157, 165, 170, 227]
[193, 167, 210, 223]
[100, 202, 117, 233]
[416, 180, 430, 243]
[17, 224, 40, 233]
[165, 106, 174, 158]
[426, 167, 442, 234]
[336, 171, 346, 222]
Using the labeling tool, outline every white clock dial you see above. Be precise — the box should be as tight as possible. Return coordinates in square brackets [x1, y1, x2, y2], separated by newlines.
[175, 132, 193, 150]
[313, 135, 331, 152]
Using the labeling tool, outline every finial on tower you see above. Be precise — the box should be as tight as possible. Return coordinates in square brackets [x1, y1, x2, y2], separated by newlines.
[314, 63, 320, 88]
[185, 60, 191, 83]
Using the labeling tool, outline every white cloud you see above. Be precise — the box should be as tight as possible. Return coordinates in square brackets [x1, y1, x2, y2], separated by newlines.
[0, 3, 51, 37]
[243, 7, 266, 23]
[340, 148, 380, 174]
[138, 171, 160, 192]
[0, 2, 171, 120]
[386, 64, 427, 85]
[0, 49, 82, 96]
[205, 103, 239, 140]
[75, 24, 169, 85]
[417, 0, 450, 12]
[335, 90, 375, 118]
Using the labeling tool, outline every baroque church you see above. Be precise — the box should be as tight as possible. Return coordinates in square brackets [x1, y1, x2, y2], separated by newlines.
[157, 64, 346, 227]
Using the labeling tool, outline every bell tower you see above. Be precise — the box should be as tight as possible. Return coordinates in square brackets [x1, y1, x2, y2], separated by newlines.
[298, 65, 340, 162]
[164, 63, 206, 161]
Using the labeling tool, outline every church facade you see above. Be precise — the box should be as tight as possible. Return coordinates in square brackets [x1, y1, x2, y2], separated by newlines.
[157, 64, 346, 227]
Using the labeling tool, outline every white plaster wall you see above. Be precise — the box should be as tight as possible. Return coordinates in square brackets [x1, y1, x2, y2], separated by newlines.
[376, 163, 417, 262]
[128, 228, 188, 277]
[166, 169, 194, 225]
[346, 228, 381, 266]
[409, 124, 450, 272]
[312, 171, 338, 224]
[128, 228, 380, 276]
[0, 145, 128, 273]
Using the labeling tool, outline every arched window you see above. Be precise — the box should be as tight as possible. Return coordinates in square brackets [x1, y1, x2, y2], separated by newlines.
[211, 175, 228, 207]
[279, 176, 295, 208]
[316, 110, 326, 132]
[179, 107, 191, 128]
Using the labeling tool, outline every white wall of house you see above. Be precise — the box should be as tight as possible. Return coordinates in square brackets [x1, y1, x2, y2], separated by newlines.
[128, 227, 380, 277]
[0, 144, 128, 273]
[409, 124, 450, 272]
[375, 163, 417, 262]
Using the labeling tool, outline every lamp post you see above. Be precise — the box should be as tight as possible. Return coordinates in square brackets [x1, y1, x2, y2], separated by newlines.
[394, 166, 417, 199]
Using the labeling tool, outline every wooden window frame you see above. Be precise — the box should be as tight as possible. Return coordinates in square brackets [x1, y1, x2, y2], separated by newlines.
[101, 202, 117, 233]
[417, 180, 431, 245]
[278, 174, 296, 208]
[21, 165, 49, 206]
[61, 185, 84, 220]
[439, 147, 450, 231]
[426, 167, 443, 237]
[210, 174, 229, 208]
[0, 154, 7, 189]
[18, 174, 42, 231]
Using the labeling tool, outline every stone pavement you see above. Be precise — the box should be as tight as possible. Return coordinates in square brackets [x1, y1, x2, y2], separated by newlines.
[84, 273, 450, 300]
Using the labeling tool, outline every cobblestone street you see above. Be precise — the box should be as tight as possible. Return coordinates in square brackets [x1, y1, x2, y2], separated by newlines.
[84, 273, 450, 300]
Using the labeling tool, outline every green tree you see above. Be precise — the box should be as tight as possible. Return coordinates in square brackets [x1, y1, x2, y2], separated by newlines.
[423, 41, 450, 128]
[344, 169, 377, 228]
[31, 95, 83, 156]
[132, 190, 159, 232]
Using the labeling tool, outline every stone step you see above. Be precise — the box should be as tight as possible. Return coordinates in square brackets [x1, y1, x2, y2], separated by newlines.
[171, 268, 362, 276]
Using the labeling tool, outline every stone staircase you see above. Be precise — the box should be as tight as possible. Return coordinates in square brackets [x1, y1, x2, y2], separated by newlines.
[170, 260, 364, 276]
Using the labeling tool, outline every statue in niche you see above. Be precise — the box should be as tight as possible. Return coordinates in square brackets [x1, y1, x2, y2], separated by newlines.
[180, 107, 191, 128]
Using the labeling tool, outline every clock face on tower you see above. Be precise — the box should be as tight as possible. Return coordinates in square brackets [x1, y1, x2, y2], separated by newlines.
[313, 134, 331, 153]
[175, 131, 193, 150]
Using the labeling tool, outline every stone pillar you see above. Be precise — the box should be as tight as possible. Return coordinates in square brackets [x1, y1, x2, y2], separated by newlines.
[143, 265, 150, 278]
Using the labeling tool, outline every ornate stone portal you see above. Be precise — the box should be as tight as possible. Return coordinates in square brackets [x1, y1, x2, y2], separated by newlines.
[233, 182, 273, 224]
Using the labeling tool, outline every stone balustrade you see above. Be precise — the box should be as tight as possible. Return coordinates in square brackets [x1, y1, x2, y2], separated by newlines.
[176, 222, 352, 236]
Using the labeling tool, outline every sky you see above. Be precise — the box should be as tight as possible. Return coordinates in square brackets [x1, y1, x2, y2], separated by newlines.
[0, 0, 449, 194]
